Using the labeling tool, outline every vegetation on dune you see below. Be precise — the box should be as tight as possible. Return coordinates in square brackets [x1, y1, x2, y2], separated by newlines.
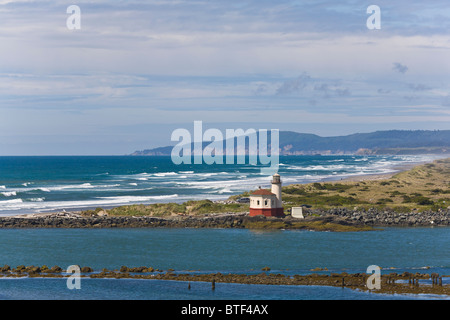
[82, 200, 248, 217]
[279, 158, 450, 212]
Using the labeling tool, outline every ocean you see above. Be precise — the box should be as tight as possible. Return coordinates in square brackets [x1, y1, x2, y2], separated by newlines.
[0, 154, 440, 216]
[0, 154, 448, 300]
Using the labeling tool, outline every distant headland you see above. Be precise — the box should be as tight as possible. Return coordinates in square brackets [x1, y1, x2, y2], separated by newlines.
[131, 129, 450, 156]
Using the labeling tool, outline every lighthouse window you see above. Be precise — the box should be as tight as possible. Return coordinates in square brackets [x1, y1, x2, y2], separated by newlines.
[257, 200, 260, 205]
[264, 200, 268, 206]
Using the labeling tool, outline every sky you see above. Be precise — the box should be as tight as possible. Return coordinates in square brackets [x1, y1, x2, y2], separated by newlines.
[0, 0, 449, 155]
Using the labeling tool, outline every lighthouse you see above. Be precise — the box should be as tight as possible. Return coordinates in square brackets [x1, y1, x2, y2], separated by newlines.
[271, 173, 282, 209]
[249, 174, 284, 217]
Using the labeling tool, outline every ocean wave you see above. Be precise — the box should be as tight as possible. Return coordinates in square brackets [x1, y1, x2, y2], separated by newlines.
[0, 199, 23, 204]
[1, 191, 17, 197]
[153, 172, 178, 177]
[218, 188, 233, 194]
[178, 175, 273, 191]
[51, 183, 94, 190]
[0, 186, 5, 189]
[27, 198, 45, 202]
[287, 165, 328, 171]
[0, 194, 180, 212]
[97, 194, 179, 202]
[35, 183, 119, 192]
[3, 183, 121, 194]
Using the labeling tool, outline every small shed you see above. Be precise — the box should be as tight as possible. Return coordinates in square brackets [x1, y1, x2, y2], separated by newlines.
[291, 207, 304, 219]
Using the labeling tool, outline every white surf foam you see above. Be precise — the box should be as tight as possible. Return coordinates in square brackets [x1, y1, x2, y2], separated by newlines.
[0, 199, 23, 204]
[97, 194, 179, 202]
[27, 198, 45, 202]
[0, 194, 180, 212]
[1, 191, 17, 197]
[153, 172, 178, 177]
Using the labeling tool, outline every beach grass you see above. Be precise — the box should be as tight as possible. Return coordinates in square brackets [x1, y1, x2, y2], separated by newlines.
[84, 199, 249, 217]
[278, 157, 450, 212]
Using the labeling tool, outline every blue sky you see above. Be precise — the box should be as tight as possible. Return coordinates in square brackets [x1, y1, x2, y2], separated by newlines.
[0, 0, 449, 155]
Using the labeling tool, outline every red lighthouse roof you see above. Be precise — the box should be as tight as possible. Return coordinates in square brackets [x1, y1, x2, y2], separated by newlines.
[251, 189, 275, 196]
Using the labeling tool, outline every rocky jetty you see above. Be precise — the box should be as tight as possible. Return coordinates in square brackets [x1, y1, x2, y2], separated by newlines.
[0, 212, 251, 229]
[306, 207, 450, 227]
[0, 208, 448, 229]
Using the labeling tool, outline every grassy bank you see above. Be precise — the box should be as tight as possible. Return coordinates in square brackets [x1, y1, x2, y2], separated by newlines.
[277, 158, 450, 212]
[84, 200, 248, 217]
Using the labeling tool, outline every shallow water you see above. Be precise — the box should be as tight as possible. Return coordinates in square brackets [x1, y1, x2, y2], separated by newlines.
[1, 278, 443, 300]
[0, 227, 448, 300]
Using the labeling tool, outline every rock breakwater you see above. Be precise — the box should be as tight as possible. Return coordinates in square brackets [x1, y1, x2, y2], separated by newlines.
[0, 208, 448, 229]
[307, 208, 450, 227]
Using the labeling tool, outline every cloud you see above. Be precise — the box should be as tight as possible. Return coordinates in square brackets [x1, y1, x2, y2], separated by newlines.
[314, 83, 330, 98]
[314, 83, 350, 99]
[442, 95, 450, 107]
[335, 88, 350, 97]
[377, 88, 391, 94]
[408, 83, 432, 91]
[276, 73, 311, 95]
[393, 62, 409, 74]
[1, 0, 450, 155]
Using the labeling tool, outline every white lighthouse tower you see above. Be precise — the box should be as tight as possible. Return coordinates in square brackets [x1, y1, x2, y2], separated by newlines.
[271, 173, 283, 211]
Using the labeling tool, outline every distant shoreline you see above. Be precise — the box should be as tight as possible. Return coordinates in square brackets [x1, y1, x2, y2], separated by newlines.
[330, 161, 422, 182]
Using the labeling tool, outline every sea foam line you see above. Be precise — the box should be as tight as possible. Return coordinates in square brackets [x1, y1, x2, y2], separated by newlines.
[1, 191, 17, 197]
[0, 195, 180, 212]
